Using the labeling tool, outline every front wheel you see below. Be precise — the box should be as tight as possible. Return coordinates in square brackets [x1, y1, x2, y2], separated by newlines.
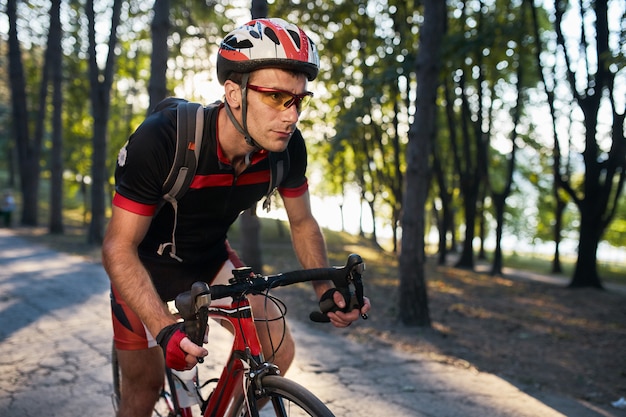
[243, 375, 335, 417]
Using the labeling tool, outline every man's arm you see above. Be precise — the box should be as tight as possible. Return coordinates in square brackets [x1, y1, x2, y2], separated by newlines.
[282, 191, 370, 327]
[282, 191, 329, 273]
[102, 205, 207, 363]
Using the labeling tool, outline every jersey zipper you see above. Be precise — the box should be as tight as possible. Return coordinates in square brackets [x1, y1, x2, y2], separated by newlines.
[222, 153, 252, 215]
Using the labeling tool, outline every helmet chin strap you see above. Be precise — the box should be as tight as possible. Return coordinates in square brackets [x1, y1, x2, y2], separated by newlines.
[224, 73, 263, 150]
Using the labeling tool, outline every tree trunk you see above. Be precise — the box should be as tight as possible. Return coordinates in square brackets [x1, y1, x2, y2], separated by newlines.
[551, 197, 565, 274]
[451, 72, 484, 271]
[490, 32, 523, 276]
[49, 0, 64, 234]
[477, 194, 487, 260]
[491, 201, 504, 275]
[7, 0, 44, 226]
[148, 0, 170, 113]
[391, 87, 404, 254]
[366, 200, 380, 247]
[86, 0, 122, 244]
[553, 0, 625, 288]
[456, 198, 477, 269]
[432, 150, 452, 265]
[570, 209, 603, 288]
[528, 0, 565, 275]
[398, 0, 446, 327]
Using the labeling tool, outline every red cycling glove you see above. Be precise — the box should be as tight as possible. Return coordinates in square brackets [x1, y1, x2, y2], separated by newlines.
[156, 323, 188, 370]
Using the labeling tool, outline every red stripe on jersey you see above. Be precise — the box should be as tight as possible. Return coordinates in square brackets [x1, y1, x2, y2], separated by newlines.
[190, 170, 271, 189]
[113, 193, 157, 216]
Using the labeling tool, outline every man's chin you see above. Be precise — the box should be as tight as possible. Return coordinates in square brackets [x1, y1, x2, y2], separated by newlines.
[264, 138, 290, 153]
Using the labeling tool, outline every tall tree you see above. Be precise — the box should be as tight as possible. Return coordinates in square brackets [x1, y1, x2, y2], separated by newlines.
[48, 0, 64, 234]
[554, 0, 626, 288]
[147, 0, 170, 113]
[443, 1, 488, 270]
[489, 1, 534, 275]
[273, 0, 415, 250]
[490, 64, 522, 276]
[442, 0, 538, 270]
[528, 0, 568, 274]
[431, 136, 457, 265]
[86, 0, 122, 244]
[399, 0, 446, 326]
[6, 0, 50, 226]
[238, 0, 268, 273]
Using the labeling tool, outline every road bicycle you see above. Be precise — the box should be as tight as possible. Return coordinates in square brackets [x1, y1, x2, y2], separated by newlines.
[112, 253, 367, 417]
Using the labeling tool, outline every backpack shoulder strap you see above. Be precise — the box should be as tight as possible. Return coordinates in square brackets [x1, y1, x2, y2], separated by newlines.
[162, 101, 204, 201]
[157, 101, 204, 262]
[262, 150, 290, 212]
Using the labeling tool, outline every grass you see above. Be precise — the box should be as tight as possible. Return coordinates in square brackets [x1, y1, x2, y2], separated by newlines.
[501, 251, 626, 285]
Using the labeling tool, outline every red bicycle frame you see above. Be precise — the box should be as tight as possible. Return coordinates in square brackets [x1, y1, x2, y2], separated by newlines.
[164, 254, 367, 417]
[200, 297, 266, 417]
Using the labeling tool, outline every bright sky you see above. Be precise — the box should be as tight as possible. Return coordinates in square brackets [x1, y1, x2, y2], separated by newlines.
[258, 189, 376, 237]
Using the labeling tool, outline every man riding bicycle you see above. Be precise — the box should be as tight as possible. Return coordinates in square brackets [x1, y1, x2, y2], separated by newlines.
[102, 18, 371, 417]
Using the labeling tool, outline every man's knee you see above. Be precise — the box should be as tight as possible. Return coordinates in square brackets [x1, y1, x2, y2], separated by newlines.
[116, 346, 164, 416]
[273, 326, 295, 372]
[121, 347, 163, 383]
[249, 295, 295, 371]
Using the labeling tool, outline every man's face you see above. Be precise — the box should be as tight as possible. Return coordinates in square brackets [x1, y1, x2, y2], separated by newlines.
[243, 68, 310, 153]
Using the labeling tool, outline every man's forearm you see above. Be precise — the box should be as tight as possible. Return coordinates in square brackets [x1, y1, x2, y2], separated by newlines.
[291, 219, 328, 267]
[290, 219, 333, 297]
[104, 248, 175, 337]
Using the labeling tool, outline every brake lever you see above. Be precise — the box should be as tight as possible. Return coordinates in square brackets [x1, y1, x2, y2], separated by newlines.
[351, 268, 368, 320]
[309, 254, 368, 323]
[175, 282, 211, 362]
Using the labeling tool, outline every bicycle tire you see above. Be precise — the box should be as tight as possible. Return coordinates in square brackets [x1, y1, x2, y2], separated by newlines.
[111, 343, 121, 412]
[240, 375, 335, 417]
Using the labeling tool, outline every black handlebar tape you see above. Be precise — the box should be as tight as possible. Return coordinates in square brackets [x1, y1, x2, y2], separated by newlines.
[208, 255, 364, 300]
[180, 254, 367, 325]
[276, 267, 350, 289]
[309, 311, 330, 323]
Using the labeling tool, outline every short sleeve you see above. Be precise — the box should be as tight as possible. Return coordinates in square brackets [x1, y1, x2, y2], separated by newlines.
[278, 129, 308, 197]
[114, 111, 177, 207]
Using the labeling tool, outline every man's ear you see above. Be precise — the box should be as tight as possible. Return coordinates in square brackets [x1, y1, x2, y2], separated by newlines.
[223, 80, 242, 109]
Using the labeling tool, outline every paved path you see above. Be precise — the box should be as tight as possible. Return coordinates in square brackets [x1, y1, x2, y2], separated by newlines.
[0, 228, 622, 417]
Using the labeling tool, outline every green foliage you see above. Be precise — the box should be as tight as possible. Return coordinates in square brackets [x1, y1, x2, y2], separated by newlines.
[604, 194, 626, 248]
[272, 0, 417, 239]
[2, 0, 624, 266]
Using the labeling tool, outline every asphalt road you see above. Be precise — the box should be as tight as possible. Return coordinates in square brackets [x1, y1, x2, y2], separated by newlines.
[0, 228, 622, 417]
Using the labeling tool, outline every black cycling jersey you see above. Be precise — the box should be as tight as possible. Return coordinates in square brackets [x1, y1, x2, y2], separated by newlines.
[113, 101, 308, 300]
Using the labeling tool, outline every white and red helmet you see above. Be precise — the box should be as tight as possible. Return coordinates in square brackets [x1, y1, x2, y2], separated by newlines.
[217, 18, 320, 85]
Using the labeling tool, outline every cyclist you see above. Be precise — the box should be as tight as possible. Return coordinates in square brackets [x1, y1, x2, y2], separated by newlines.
[103, 18, 371, 417]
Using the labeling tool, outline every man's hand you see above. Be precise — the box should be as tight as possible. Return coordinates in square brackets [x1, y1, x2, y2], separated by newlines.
[156, 323, 208, 370]
[326, 290, 371, 328]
